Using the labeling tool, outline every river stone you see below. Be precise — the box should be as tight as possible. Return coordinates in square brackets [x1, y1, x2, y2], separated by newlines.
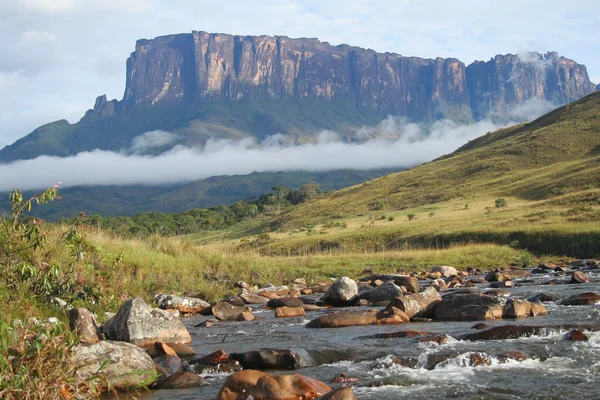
[69, 308, 103, 344]
[388, 287, 441, 319]
[146, 342, 195, 358]
[503, 299, 547, 318]
[155, 294, 210, 314]
[153, 354, 183, 376]
[376, 305, 410, 323]
[306, 310, 379, 328]
[212, 302, 251, 321]
[393, 276, 419, 294]
[240, 293, 270, 305]
[267, 297, 304, 308]
[562, 330, 589, 341]
[527, 292, 558, 303]
[275, 306, 306, 318]
[224, 296, 246, 307]
[431, 266, 458, 277]
[103, 297, 191, 347]
[433, 292, 506, 321]
[231, 349, 300, 370]
[571, 271, 592, 284]
[559, 292, 600, 305]
[217, 370, 331, 400]
[318, 387, 358, 400]
[72, 340, 157, 392]
[160, 371, 206, 389]
[430, 279, 448, 292]
[356, 282, 403, 303]
[323, 277, 358, 306]
[485, 270, 530, 282]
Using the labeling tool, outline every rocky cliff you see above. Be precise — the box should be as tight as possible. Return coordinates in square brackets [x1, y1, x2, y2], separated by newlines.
[119, 31, 594, 122]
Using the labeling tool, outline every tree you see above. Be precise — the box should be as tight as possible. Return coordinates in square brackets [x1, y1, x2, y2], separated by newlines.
[300, 182, 322, 201]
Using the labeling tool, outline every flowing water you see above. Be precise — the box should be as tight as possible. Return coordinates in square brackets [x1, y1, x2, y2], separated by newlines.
[144, 269, 600, 399]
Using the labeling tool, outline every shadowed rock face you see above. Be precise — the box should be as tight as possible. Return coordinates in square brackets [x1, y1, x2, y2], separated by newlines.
[120, 32, 595, 122]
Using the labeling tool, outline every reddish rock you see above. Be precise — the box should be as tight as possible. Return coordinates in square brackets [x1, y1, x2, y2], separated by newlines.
[388, 287, 441, 319]
[562, 330, 589, 341]
[319, 387, 358, 400]
[330, 372, 359, 383]
[236, 311, 255, 321]
[570, 271, 592, 284]
[366, 330, 431, 339]
[275, 306, 306, 318]
[462, 324, 600, 341]
[69, 308, 103, 344]
[419, 334, 450, 345]
[471, 322, 491, 330]
[231, 349, 300, 370]
[267, 297, 304, 309]
[559, 292, 600, 305]
[196, 350, 230, 365]
[212, 302, 251, 321]
[160, 371, 206, 389]
[306, 310, 379, 328]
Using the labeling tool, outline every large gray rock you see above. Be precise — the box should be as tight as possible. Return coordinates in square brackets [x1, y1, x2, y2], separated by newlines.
[393, 276, 420, 294]
[212, 302, 251, 321]
[69, 308, 103, 344]
[323, 277, 358, 306]
[103, 297, 191, 347]
[155, 294, 210, 314]
[356, 282, 403, 304]
[559, 292, 600, 305]
[434, 293, 506, 321]
[389, 287, 442, 319]
[240, 293, 270, 305]
[72, 340, 157, 392]
[306, 310, 379, 328]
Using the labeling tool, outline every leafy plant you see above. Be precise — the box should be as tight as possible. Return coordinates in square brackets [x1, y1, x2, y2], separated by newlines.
[495, 198, 507, 208]
[407, 213, 416, 221]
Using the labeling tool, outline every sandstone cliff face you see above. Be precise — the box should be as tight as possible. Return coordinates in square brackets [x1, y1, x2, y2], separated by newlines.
[116, 31, 595, 122]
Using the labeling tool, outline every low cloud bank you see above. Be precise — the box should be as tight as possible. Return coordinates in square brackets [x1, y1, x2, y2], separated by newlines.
[0, 106, 554, 191]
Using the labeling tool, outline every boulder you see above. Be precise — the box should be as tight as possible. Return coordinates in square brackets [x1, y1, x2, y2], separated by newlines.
[503, 299, 547, 318]
[388, 287, 441, 319]
[217, 370, 331, 400]
[431, 266, 458, 277]
[231, 349, 300, 370]
[323, 277, 358, 306]
[267, 297, 304, 309]
[155, 294, 210, 314]
[461, 324, 600, 341]
[356, 282, 403, 303]
[212, 302, 251, 321]
[433, 292, 505, 321]
[72, 340, 156, 392]
[153, 355, 182, 376]
[146, 342, 195, 358]
[393, 276, 419, 294]
[224, 296, 246, 307]
[375, 305, 410, 323]
[258, 286, 289, 296]
[275, 306, 306, 318]
[236, 311, 255, 321]
[103, 298, 191, 347]
[160, 371, 206, 389]
[485, 270, 530, 282]
[570, 271, 591, 284]
[559, 292, 600, 305]
[68, 308, 103, 344]
[430, 279, 448, 292]
[318, 387, 358, 400]
[562, 330, 589, 341]
[306, 310, 379, 328]
[330, 373, 359, 383]
[240, 293, 270, 305]
[365, 330, 431, 339]
[527, 292, 558, 303]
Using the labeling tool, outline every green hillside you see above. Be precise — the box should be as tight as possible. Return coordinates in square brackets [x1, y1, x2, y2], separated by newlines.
[237, 92, 600, 257]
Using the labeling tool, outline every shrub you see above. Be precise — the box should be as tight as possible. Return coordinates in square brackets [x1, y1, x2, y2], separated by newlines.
[495, 198, 507, 208]
[388, 216, 395, 221]
[429, 212, 435, 218]
[407, 213, 416, 221]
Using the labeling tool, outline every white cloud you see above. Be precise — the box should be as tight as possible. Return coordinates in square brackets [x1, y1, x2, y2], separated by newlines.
[508, 98, 557, 121]
[15, 0, 149, 13]
[130, 130, 178, 153]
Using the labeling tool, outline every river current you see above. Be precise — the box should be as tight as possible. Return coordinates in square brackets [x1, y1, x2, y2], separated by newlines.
[144, 269, 600, 399]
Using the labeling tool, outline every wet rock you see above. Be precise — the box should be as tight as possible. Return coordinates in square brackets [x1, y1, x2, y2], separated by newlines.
[357, 282, 404, 303]
[563, 330, 589, 341]
[496, 351, 528, 362]
[103, 298, 191, 347]
[150, 342, 194, 358]
[471, 322, 491, 329]
[318, 387, 358, 400]
[258, 285, 290, 296]
[195, 320, 215, 328]
[330, 372, 359, 383]
[419, 334, 450, 345]
[461, 324, 600, 341]
[393, 276, 419, 294]
[392, 357, 419, 368]
[196, 350, 230, 365]
[431, 266, 458, 277]
[504, 298, 547, 318]
[570, 271, 592, 284]
[434, 292, 505, 321]
[375, 305, 410, 323]
[366, 330, 431, 339]
[527, 292, 558, 303]
[159, 371, 206, 389]
[484, 289, 511, 296]
[389, 287, 442, 319]
[306, 310, 379, 328]
[68, 308, 103, 344]
[72, 340, 157, 392]
[153, 354, 182, 376]
[275, 306, 306, 318]
[430, 279, 448, 292]
[236, 311, 255, 321]
[303, 304, 325, 312]
[217, 370, 331, 400]
[212, 302, 251, 321]
[231, 350, 301, 370]
[155, 294, 210, 314]
[489, 281, 514, 288]
[267, 297, 304, 308]
[323, 277, 358, 306]
[485, 270, 530, 282]
[240, 293, 270, 305]
[559, 292, 600, 305]
[224, 296, 246, 307]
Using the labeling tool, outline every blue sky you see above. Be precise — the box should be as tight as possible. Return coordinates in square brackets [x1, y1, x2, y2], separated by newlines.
[1, 0, 599, 147]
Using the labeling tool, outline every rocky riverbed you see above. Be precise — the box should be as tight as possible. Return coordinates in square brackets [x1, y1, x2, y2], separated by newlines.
[70, 260, 600, 399]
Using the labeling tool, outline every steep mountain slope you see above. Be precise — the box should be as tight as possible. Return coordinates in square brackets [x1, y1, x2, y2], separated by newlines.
[0, 31, 595, 163]
[275, 91, 600, 229]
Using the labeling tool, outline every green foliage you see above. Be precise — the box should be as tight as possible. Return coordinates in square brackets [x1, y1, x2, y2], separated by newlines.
[388, 216, 395, 221]
[407, 213, 416, 221]
[495, 198, 507, 208]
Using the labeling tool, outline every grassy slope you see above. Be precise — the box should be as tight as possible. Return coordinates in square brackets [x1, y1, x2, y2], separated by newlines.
[228, 92, 600, 257]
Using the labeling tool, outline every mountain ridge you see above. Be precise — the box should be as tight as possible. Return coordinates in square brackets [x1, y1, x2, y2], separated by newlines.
[0, 31, 596, 163]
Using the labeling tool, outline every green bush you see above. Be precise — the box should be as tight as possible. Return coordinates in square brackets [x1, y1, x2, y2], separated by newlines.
[495, 198, 507, 208]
